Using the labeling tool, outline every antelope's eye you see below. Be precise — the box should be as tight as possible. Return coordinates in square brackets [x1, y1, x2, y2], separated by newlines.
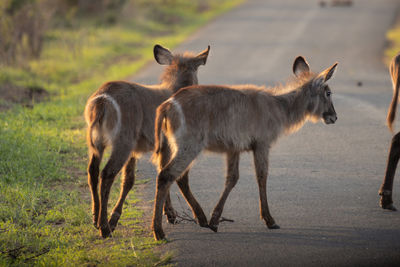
[326, 91, 331, 97]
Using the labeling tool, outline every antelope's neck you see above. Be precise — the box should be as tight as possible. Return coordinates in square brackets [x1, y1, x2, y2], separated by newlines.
[160, 79, 179, 93]
[277, 89, 311, 134]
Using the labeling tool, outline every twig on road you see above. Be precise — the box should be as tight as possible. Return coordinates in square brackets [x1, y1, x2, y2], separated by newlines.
[220, 217, 234, 223]
[174, 194, 235, 225]
[175, 194, 198, 224]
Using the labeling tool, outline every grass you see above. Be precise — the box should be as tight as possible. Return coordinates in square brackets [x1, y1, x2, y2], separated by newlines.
[385, 18, 400, 65]
[0, 0, 243, 265]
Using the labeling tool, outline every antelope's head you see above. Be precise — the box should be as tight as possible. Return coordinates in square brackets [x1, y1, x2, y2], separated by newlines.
[293, 56, 338, 124]
[154, 44, 210, 92]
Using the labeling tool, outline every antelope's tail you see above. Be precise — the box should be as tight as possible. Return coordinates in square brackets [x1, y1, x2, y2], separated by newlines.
[387, 54, 400, 132]
[151, 101, 169, 166]
[85, 96, 107, 154]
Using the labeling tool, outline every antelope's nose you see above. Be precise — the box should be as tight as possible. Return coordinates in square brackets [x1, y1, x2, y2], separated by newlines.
[331, 115, 337, 124]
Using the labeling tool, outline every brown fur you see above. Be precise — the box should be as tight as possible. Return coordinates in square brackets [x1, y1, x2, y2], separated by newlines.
[151, 56, 338, 240]
[379, 53, 400, 211]
[387, 54, 400, 132]
[84, 44, 210, 238]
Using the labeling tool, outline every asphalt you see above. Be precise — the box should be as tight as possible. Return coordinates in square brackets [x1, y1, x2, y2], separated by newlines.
[132, 0, 400, 265]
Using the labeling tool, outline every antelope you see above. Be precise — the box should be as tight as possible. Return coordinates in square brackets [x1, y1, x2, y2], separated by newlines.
[151, 56, 338, 240]
[379, 53, 400, 211]
[84, 44, 210, 238]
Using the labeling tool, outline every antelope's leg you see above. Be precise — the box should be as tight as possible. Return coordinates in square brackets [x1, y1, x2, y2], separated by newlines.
[159, 138, 208, 226]
[176, 171, 209, 227]
[98, 143, 133, 238]
[152, 143, 201, 240]
[109, 156, 137, 231]
[164, 192, 176, 224]
[152, 170, 176, 241]
[208, 152, 240, 232]
[253, 145, 279, 229]
[159, 142, 178, 224]
[87, 145, 104, 229]
[379, 132, 400, 211]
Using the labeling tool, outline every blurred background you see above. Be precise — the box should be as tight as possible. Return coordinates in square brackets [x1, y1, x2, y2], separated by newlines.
[0, 0, 237, 109]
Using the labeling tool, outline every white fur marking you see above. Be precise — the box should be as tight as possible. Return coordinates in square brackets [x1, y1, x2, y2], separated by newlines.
[165, 97, 186, 156]
[169, 97, 186, 134]
[91, 94, 122, 140]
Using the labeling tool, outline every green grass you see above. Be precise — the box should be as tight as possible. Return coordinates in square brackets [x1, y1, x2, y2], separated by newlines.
[0, 0, 243, 265]
[385, 19, 400, 65]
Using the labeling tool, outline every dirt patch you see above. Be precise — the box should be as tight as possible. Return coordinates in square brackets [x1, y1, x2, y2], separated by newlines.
[0, 83, 49, 111]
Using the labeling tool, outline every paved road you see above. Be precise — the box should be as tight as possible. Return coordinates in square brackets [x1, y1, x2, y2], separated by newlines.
[133, 0, 400, 265]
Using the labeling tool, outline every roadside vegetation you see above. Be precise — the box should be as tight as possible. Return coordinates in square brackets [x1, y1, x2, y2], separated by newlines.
[385, 17, 400, 64]
[0, 0, 242, 265]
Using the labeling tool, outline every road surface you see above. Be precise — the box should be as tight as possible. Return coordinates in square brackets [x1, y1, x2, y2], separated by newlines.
[133, 0, 400, 265]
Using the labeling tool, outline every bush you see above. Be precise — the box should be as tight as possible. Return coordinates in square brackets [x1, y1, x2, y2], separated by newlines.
[0, 0, 218, 66]
[0, 0, 55, 65]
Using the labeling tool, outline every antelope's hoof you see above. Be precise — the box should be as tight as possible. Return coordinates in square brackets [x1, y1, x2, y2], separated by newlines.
[379, 193, 396, 211]
[381, 202, 397, 211]
[99, 224, 112, 238]
[153, 229, 166, 241]
[109, 212, 121, 232]
[208, 224, 218, 232]
[208, 215, 219, 228]
[267, 223, 280, 229]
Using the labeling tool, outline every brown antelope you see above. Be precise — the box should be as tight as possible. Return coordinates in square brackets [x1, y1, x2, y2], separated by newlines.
[151, 56, 338, 240]
[379, 53, 400, 211]
[84, 44, 210, 238]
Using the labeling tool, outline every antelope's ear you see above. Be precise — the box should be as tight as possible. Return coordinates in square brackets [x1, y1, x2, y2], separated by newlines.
[313, 62, 338, 87]
[194, 45, 210, 66]
[154, 44, 173, 65]
[293, 56, 310, 77]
